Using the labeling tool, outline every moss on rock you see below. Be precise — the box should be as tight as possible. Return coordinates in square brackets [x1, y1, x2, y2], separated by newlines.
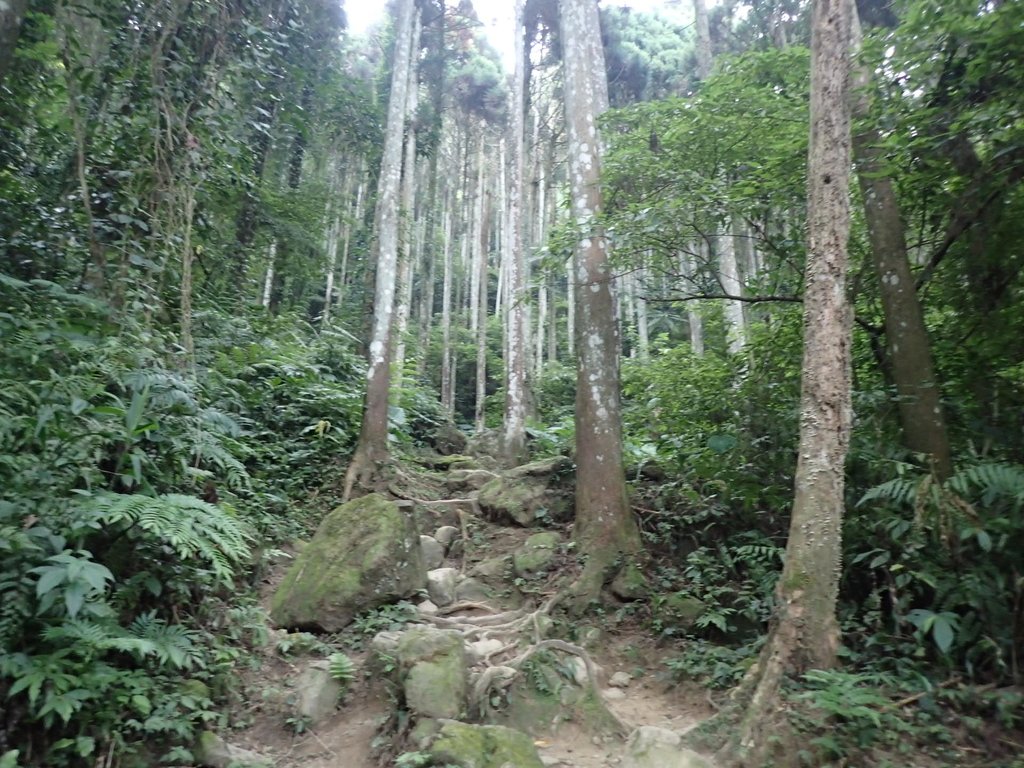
[270, 494, 424, 632]
[428, 721, 545, 768]
[397, 628, 468, 719]
[513, 532, 563, 577]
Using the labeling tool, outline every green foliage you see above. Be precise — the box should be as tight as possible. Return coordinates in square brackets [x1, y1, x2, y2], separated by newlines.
[328, 653, 357, 695]
[848, 460, 1024, 680]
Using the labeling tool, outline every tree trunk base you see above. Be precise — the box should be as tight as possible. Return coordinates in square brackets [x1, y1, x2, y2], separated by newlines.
[343, 447, 395, 501]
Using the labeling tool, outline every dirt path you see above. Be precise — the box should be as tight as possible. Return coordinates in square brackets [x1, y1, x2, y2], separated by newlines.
[226, 461, 715, 767]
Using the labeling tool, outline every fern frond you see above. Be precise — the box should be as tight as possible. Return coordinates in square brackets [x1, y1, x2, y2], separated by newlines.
[86, 493, 252, 585]
[950, 463, 1024, 511]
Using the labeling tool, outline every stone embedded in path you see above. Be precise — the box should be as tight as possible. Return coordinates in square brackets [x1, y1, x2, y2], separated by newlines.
[427, 567, 459, 606]
[622, 726, 715, 768]
[467, 638, 505, 664]
[421, 534, 445, 569]
[417, 599, 439, 616]
[476, 457, 574, 527]
[195, 731, 271, 768]
[295, 659, 342, 724]
[454, 576, 492, 603]
[447, 468, 499, 493]
[428, 720, 546, 768]
[396, 628, 468, 719]
[513, 531, 563, 577]
[609, 671, 632, 688]
[270, 494, 424, 632]
[434, 525, 460, 547]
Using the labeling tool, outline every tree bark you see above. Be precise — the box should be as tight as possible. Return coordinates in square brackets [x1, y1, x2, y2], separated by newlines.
[560, 0, 642, 607]
[720, 217, 748, 355]
[503, 0, 529, 462]
[344, 0, 417, 498]
[851, 12, 953, 480]
[720, 0, 853, 763]
[692, 0, 712, 82]
[0, 0, 29, 88]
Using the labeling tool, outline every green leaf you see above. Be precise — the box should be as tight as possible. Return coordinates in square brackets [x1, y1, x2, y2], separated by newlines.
[131, 694, 152, 716]
[932, 616, 954, 654]
[34, 566, 66, 597]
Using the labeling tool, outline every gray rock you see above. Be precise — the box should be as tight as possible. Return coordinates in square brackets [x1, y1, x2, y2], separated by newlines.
[603, 688, 626, 701]
[469, 556, 509, 579]
[610, 564, 649, 600]
[467, 638, 505, 664]
[622, 726, 714, 768]
[196, 731, 271, 768]
[447, 468, 499, 493]
[434, 525, 460, 547]
[421, 535, 445, 570]
[370, 630, 403, 657]
[513, 531, 563, 577]
[417, 599, 439, 616]
[454, 576, 491, 603]
[566, 656, 589, 685]
[427, 567, 459, 607]
[429, 721, 545, 768]
[269, 494, 424, 632]
[609, 671, 632, 688]
[396, 628, 467, 720]
[295, 660, 341, 723]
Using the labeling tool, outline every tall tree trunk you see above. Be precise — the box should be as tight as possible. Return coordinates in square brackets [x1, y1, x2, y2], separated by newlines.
[720, 0, 853, 763]
[440, 195, 455, 417]
[344, 0, 417, 498]
[394, 30, 421, 385]
[560, 0, 642, 607]
[692, 0, 712, 81]
[321, 161, 345, 324]
[851, 12, 953, 480]
[503, 0, 529, 462]
[0, 0, 29, 88]
[720, 217, 747, 355]
[475, 173, 491, 433]
[680, 247, 705, 355]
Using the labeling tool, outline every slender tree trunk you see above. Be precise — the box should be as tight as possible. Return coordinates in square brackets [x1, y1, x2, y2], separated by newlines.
[344, 0, 417, 498]
[440, 196, 455, 417]
[719, 218, 747, 355]
[322, 162, 345, 324]
[503, 0, 529, 462]
[0, 0, 29, 88]
[851, 12, 953, 480]
[475, 174, 491, 433]
[394, 32, 421, 384]
[680, 247, 705, 355]
[720, 0, 853, 764]
[560, 0, 642, 607]
[636, 263, 650, 361]
[692, 0, 712, 81]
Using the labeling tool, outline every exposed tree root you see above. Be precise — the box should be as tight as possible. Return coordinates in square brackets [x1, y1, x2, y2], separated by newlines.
[411, 595, 626, 735]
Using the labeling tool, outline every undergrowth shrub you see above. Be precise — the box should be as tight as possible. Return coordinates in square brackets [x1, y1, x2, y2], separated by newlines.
[0, 276, 364, 764]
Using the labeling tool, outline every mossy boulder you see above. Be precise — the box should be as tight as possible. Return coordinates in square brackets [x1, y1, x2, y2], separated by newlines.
[270, 494, 425, 632]
[477, 464, 573, 527]
[623, 726, 715, 768]
[432, 422, 468, 455]
[447, 468, 499, 493]
[654, 593, 706, 633]
[396, 628, 468, 719]
[513, 532, 563, 577]
[195, 731, 270, 768]
[496, 653, 623, 738]
[611, 562, 649, 600]
[428, 721, 545, 768]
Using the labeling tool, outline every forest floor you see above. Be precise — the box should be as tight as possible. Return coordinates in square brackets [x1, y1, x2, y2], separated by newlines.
[222, 454, 718, 767]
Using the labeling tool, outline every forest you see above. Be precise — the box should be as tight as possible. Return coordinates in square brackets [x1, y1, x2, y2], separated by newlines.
[0, 0, 1022, 766]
